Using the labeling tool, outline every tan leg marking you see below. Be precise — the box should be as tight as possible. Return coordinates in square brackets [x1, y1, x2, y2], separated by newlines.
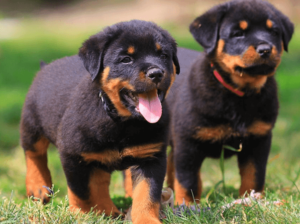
[25, 136, 52, 203]
[124, 169, 133, 198]
[166, 149, 175, 190]
[68, 169, 121, 217]
[131, 179, 161, 224]
[239, 161, 257, 196]
[174, 174, 201, 205]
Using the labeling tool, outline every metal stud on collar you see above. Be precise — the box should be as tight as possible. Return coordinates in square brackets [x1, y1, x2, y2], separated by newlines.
[99, 91, 104, 103]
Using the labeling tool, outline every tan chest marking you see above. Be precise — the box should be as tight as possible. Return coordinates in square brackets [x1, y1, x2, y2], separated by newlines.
[193, 121, 273, 142]
[247, 120, 273, 136]
[193, 125, 240, 142]
[81, 150, 120, 165]
[81, 143, 163, 165]
[122, 143, 163, 158]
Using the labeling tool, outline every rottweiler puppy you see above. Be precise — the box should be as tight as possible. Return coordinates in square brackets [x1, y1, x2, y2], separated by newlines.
[166, 0, 294, 204]
[20, 20, 180, 223]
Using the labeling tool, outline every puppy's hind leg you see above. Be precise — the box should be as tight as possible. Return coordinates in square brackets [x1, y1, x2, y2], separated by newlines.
[22, 136, 52, 204]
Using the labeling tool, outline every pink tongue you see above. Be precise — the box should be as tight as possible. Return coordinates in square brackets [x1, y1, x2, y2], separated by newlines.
[138, 90, 162, 123]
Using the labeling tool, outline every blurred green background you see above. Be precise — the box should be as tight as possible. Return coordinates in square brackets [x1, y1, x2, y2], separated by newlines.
[0, 0, 299, 203]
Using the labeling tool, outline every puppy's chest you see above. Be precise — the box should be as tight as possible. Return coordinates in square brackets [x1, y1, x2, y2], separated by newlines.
[193, 120, 273, 143]
[80, 124, 165, 168]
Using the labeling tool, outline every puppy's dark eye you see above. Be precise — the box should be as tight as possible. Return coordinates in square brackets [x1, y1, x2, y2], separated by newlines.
[271, 28, 280, 36]
[160, 54, 168, 59]
[121, 57, 132, 64]
[232, 30, 245, 38]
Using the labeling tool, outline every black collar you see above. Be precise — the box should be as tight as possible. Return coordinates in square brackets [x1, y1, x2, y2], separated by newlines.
[99, 90, 121, 121]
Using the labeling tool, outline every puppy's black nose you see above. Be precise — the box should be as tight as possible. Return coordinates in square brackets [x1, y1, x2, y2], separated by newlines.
[256, 44, 272, 58]
[146, 68, 164, 84]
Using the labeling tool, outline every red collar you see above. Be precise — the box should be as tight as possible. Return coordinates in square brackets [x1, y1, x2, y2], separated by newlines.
[211, 63, 245, 97]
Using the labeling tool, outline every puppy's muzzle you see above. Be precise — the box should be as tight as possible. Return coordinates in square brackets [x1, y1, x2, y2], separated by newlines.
[146, 68, 164, 84]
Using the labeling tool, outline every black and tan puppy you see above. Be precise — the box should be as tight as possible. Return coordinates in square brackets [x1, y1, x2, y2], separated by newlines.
[20, 20, 180, 223]
[166, 0, 294, 204]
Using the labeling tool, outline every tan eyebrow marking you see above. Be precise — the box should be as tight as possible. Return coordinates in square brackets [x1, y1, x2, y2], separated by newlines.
[127, 46, 135, 54]
[156, 43, 161, 51]
[266, 19, 273, 28]
[239, 20, 248, 30]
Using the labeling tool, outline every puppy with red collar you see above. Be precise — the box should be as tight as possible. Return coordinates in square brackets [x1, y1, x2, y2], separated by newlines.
[166, 0, 294, 204]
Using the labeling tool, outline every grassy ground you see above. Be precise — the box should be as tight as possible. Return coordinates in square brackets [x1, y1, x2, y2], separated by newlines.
[0, 16, 300, 223]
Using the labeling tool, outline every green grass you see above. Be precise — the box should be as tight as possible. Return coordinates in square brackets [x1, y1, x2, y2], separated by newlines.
[0, 18, 300, 223]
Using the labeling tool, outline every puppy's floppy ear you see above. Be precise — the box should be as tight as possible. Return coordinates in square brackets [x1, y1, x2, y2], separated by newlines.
[189, 3, 229, 55]
[263, 2, 294, 52]
[79, 33, 107, 81]
[79, 26, 121, 81]
[159, 29, 180, 74]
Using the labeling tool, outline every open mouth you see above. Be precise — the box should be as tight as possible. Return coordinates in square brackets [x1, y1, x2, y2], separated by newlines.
[235, 64, 276, 76]
[121, 89, 164, 123]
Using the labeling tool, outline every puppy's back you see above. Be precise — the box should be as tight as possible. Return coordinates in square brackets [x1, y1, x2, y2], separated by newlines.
[21, 56, 89, 144]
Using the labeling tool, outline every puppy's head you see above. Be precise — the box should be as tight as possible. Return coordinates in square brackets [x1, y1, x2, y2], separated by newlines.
[190, 0, 294, 90]
[79, 20, 180, 123]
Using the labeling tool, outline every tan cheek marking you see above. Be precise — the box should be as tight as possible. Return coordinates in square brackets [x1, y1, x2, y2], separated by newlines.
[193, 125, 241, 142]
[271, 46, 282, 67]
[165, 63, 177, 97]
[127, 46, 135, 54]
[216, 39, 245, 75]
[124, 169, 133, 198]
[174, 175, 202, 205]
[266, 19, 273, 29]
[81, 150, 120, 165]
[247, 121, 273, 136]
[122, 143, 163, 158]
[68, 169, 121, 217]
[239, 20, 248, 30]
[25, 136, 52, 201]
[139, 71, 146, 80]
[101, 67, 134, 117]
[241, 46, 259, 65]
[155, 43, 161, 51]
[131, 179, 160, 223]
[239, 161, 257, 196]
